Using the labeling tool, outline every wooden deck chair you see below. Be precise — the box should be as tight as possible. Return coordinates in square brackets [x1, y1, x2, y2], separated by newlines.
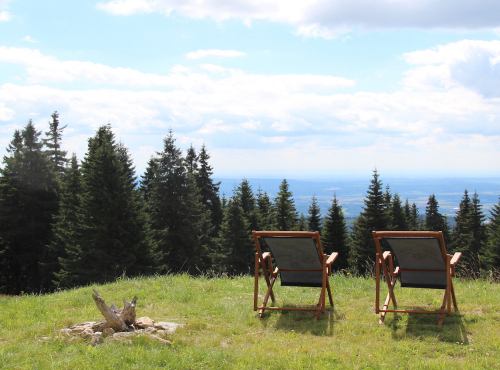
[253, 231, 339, 320]
[372, 231, 462, 327]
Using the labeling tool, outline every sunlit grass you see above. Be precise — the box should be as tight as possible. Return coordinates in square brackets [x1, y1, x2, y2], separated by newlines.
[1, 274, 499, 369]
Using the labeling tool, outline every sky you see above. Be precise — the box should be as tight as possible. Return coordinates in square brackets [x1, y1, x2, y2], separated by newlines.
[1, 0, 500, 179]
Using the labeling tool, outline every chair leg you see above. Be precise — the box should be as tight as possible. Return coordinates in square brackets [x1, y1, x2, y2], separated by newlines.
[326, 279, 334, 306]
[451, 281, 458, 311]
[259, 273, 277, 318]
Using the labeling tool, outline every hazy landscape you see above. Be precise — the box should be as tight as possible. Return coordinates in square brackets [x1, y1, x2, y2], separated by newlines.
[217, 176, 500, 218]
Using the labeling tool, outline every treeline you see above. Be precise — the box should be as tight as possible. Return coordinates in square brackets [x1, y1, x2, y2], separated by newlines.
[1, 114, 500, 294]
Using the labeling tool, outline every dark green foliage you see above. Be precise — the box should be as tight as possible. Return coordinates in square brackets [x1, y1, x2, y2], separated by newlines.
[483, 196, 500, 269]
[307, 195, 322, 232]
[348, 170, 389, 274]
[273, 179, 298, 231]
[235, 179, 259, 231]
[141, 130, 211, 274]
[425, 194, 451, 243]
[297, 213, 307, 231]
[0, 121, 58, 294]
[322, 194, 350, 270]
[389, 193, 408, 231]
[57, 125, 158, 288]
[43, 111, 69, 177]
[404, 200, 422, 231]
[195, 145, 223, 236]
[185, 144, 198, 174]
[450, 191, 487, 273]
[216, 196, 254, 274]
[47, 154, 81, 288]
[256, 187, 274, 230]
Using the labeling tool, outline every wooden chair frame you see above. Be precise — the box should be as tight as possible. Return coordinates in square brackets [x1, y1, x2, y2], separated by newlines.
[252, 231, 339, 320]
[372, 231, 462, 327]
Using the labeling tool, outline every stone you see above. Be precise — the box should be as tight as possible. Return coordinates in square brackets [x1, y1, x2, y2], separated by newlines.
[102, 328, 115, 338]
[135, 316, 154, 328]
[154, 322, 184, 333]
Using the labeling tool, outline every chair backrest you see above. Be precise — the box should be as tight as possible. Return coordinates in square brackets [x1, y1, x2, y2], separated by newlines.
[373, 231, 448, 289]
[254, 231, 324, 287]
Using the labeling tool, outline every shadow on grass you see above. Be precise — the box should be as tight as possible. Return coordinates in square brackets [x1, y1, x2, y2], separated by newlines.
[384, 309, 470, 344]
[261, 305, 345, 336]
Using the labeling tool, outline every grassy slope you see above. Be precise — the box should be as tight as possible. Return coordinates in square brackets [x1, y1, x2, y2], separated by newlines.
[1, 274, 499, 369]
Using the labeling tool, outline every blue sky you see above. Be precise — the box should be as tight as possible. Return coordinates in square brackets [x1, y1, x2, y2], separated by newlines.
[1, 0, 500, 178]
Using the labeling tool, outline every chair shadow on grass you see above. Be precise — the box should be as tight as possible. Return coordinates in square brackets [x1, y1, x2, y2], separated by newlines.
[261, 304, 345, 336]
[384, 309, 470, 344]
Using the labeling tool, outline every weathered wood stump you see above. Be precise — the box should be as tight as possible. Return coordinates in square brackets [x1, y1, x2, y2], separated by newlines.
[91, 289, 138, 332]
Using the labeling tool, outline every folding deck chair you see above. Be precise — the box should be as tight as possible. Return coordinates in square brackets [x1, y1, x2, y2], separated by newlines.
[372, 231, 462, 326]
[252, 231, 339, 320]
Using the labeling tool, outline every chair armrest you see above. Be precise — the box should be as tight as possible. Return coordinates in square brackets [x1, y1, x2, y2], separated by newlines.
[260, 252, 272, 261]
[326, 252, 339, 265]
[450, 252, 462, 265]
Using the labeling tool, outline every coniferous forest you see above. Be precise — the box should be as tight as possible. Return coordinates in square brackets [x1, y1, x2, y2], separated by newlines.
[1, 114, 500, 295]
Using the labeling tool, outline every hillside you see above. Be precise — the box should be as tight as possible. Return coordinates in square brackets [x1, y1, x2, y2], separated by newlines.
[1, 274, 499, 369]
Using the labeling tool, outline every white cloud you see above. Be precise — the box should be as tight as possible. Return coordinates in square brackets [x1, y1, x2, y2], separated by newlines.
[21, 35, 38, 43]
[96, 0, 500, 38]
[403, 40, 500, 97]
[0, 10, 10, 21]
[186, 49, 246, 60]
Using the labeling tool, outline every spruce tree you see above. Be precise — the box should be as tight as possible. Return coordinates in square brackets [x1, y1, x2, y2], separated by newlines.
[185, 144, 198, 174]
[43, 111, 68, 177]
[273, 179, 298, 231]
[425, 194, 450, 243]
[216, 196, 254, 274]
[348, 170, 389, 274]
[390, 193, 408, 231]
[409, 202, 422, 230]
[297, 213, 307, 231]
[483, 196, 500, 269]
[0, 121, 58, 294]
[307, 195, 322, 232]
[235, 179, 259, 231]
[256, 187, 274, 230]
[141, 130, 211, 273]
[195, 145, 223, 236]
[322, 194, 349, 270]
[57, 125, 157, 287]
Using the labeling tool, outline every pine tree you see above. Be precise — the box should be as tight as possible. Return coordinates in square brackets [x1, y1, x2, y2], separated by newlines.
[141, 130, 211, 273]
[307, 195, 322, 232]
[348, 170, 389, 274]
[48, 154, 81, 288]
[256, 187, 274, 230]
[57, 125, 157, 287]
[297, 213, 307, 231]
[322, 194, 349, 270]
[235, 179, 259, 231]
[0, 121, 58, 294]
[390, 193, 408, 231]
[185, 144, 198, 174]
[425, 194, 450, 243]
[43, 111, 68, 177]
[273, 179, 298, 231]
[195, 145, 223, 236]
[216, 196, 254, 274]
[483, 196, 500, 269]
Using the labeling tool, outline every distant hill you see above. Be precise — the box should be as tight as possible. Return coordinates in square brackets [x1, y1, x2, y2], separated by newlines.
[215, 177, 500, 219]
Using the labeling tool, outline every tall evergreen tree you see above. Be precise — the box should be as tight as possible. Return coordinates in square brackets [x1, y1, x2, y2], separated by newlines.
[195, 145, 223, 236]
[141, 130, 211, 273]
[348, 170, 389, 274]
[483, 196, 500, 269]
[425, 194, 450, 243]
[0, 121, 58, 294]
[43, 111, 68, 177]
[297, 213, 308, 231]
[256, 187, 274, 230]
[322, 194, 349, 270]
[235, 179, 259, 231]
[57, 125, 157, 287]
[307, 195, 322, 232]
[48, 154, 81, 288]
[185, 144, 198, 174]
[273, 179, 298, 231]
[216, 196, 254, 274]
[390, 193, 408, 231]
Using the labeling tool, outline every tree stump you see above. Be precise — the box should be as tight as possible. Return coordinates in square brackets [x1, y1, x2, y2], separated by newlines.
[91, 289, 138, 332]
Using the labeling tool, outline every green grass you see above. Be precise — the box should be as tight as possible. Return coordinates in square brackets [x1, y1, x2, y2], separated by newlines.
[1, 274, 500, 369]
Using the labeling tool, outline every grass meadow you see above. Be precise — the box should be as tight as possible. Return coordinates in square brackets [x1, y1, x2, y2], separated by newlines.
[1, 273, 499, 369]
